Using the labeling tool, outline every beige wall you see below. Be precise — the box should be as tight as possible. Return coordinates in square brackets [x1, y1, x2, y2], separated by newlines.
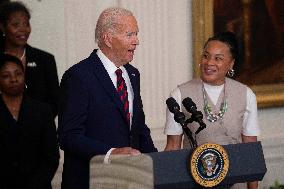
[18, 0, 284, 188]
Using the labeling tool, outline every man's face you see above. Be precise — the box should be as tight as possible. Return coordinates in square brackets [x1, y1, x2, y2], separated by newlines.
[109, 15, 139, 66]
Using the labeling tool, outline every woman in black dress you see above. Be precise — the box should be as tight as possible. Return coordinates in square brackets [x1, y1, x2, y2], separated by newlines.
[0, 54, 59, 189]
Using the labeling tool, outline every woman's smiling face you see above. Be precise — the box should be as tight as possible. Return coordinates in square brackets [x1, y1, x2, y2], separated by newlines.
[3, 11, 31, 48]
[200, 40, 235, 85]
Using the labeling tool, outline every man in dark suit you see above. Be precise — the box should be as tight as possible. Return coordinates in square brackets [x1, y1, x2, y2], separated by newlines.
[58, 7, 157, 189]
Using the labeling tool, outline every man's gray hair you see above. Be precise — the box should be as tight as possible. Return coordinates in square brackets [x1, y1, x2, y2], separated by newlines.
[95, 7, 133, 47]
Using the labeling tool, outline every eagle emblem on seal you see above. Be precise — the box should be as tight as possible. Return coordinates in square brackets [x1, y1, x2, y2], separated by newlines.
[201, 153, 219, 177]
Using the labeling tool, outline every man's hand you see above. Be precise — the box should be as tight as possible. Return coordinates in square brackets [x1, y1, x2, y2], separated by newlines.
[111, 147, 141, 156]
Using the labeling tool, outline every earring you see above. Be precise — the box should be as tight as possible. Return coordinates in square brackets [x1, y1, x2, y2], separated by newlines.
[227, 69, 235, 77]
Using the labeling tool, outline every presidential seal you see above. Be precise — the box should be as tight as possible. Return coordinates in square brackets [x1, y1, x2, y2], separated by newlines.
[190, 143, 229, 187]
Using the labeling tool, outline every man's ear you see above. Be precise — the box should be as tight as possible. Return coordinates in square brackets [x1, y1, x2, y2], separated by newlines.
[103, 33, 112, 48]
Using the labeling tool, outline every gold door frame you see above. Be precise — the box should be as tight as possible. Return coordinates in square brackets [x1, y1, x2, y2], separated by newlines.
[192, 0, 284, 108]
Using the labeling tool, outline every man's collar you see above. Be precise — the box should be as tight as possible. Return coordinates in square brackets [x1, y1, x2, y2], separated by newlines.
[97, 49, 126, 74]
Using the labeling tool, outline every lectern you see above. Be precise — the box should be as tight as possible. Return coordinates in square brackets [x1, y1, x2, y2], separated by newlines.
[90, 142, 266, 189]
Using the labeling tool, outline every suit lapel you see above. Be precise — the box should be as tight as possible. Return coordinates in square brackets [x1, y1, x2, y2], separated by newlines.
[89, 51, 129, 125]
[124, 64, 139, 129]
[124, 64, 138, 95]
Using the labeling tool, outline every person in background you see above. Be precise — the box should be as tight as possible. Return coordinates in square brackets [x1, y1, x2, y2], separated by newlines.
[0, 0, 9, 44]
[164, 32, 260, 189]
[58, 7, 157, 189]
[0, 54, 59, 189]
[0, 1, 59, 117]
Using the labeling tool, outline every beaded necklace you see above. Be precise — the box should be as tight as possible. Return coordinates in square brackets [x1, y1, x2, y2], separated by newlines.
[202, 82, 228, 123]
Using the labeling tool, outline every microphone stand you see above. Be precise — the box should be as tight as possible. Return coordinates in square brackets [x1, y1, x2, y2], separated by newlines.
[183, 117, 198, 149]
[174, 112, 197, 149]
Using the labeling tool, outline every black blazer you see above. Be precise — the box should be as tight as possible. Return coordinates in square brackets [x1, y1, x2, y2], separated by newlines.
[58, 49, 157, 189]
[0, 95, 60, 189]
[25, 44, 59, 117]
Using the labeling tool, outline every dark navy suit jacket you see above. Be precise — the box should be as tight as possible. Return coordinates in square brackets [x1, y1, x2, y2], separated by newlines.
[58, 49, 157, 189]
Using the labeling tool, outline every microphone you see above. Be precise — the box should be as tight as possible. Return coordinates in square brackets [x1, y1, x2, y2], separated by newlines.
[182, 97, 206, 134]
[166, 97, 186, 125]
[166, 97, 198, 148]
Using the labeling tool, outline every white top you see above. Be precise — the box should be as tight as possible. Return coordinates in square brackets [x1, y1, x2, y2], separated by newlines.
[164, 83, 260, 137]
[97, 49, 134, 126]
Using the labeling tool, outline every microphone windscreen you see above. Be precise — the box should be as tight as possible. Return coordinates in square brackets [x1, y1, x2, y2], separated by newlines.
[182, 97, 196, 113]
[166, 97, 180, 113]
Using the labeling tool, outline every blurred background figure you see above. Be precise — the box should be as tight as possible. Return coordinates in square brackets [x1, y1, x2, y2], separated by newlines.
[0, 0, 9, 57]
[0, 54, 59, 189]
[0, 1, 59, 117]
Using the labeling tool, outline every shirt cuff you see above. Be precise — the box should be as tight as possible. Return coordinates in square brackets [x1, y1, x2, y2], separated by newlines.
[103, 148, 115, 164]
